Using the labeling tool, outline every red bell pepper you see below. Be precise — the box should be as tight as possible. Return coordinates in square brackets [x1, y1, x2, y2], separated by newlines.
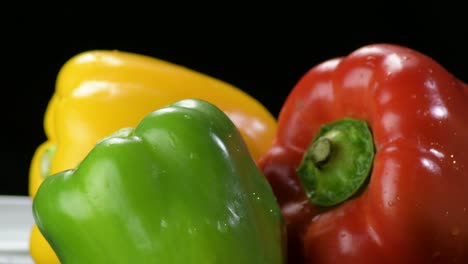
[257, 43, 468, 263]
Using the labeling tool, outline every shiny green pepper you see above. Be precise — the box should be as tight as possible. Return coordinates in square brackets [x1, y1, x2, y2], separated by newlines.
[32, 98, 285, 264]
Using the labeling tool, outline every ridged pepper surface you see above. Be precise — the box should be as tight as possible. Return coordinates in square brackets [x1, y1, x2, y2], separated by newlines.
[33, 98, 285, 264]
[29, 50, 277, 263]
[258, 43, 468, 263]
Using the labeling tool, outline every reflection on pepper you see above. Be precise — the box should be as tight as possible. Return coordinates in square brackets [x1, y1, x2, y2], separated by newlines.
[32, 99, 285, 264]
[258, 43, 468, 263]
[29, 50, 278, 264]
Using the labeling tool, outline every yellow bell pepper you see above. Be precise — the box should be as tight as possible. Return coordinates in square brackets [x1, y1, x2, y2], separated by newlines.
[28, 50, 277, 264]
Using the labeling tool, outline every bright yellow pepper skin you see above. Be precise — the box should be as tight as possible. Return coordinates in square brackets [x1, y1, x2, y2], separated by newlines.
[28, 50, 277, 264]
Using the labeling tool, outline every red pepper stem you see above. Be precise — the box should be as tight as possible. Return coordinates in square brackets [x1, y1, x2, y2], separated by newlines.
[296, 118, 375, 207]
[310, 137, 332, 168]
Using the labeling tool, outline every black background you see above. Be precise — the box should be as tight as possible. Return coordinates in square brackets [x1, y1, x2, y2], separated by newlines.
[2, 3, 466, 196]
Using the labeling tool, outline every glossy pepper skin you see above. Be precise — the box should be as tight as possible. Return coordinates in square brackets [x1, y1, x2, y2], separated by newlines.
[28, 50, 277, 263]
[257, 43, 468, 263]
[33, 98, 286, 264]
[29, 49, 277, 198]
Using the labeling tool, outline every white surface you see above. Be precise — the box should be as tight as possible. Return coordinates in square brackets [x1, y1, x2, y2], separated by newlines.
[0, 196, 35, 264]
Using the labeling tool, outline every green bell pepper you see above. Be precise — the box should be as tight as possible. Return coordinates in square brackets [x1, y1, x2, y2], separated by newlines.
[32, 98, 286, 264]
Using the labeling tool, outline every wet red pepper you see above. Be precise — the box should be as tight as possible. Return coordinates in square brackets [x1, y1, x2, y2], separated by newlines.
[257, 43, 468, 263]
